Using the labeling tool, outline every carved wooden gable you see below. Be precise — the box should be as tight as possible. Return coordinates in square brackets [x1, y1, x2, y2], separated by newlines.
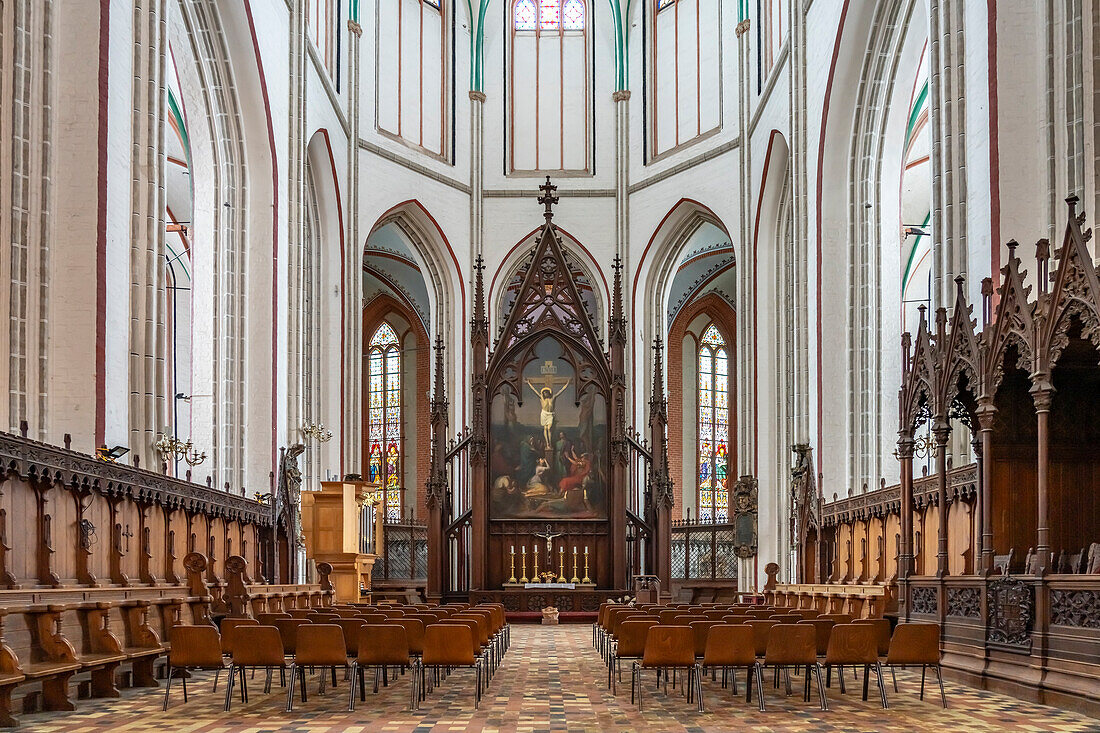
[494, 220, 603, 360]
[984, 243, 1036, 396]
[1043, 199, 1100, 368]
[901, 310, 938, 430]
[941, 278, 981, 413]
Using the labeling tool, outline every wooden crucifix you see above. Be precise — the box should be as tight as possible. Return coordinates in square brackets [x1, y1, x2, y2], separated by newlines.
[532, 524, 564, 554]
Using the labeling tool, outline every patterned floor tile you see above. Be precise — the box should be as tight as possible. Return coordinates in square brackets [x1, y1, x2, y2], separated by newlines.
[16, 625, 1099, 732]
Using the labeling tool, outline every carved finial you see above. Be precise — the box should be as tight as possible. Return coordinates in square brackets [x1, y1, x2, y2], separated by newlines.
[63, 434, 71, 450]
[918, 304, 928, 327]
[981, 277, 994, 327]
[1036, 238, 1050, 262]
[206, 475, 212, 488]
[19, 421, 28, 438]
[538, 176, 559, 221]
[185, 469, 192, 482]
[1067, 194, 1079, 213]
[1007, 239, 1019, 259]
[954, 275, 965, 297]
[981, 277, 994, 298]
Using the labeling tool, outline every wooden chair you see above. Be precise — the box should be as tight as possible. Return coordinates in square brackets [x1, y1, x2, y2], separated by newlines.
[349, 624, 412, 710]
[286, 624, 349, 712]
[223, 625, 286, 712]
[257, 612, 291, 626]
[632, 626, 697, 712]
[992, 548, 1013, 576]
[609, 619, 657, 695]
[759, 624, 827, 711]
[824, 624, 888, 708]
[746, 619, 778, 658]
[885, 623, 946, 708]
[163, 626, 225, 711]
[696, 624, 759, 711]
[421, 624, 481, 710]
[213, 618, 258, 692]
[854, 618, 896, 691]
[334, 618, 367, 659]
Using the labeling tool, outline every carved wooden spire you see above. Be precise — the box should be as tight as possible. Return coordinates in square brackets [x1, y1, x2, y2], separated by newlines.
[538, 176, 559, 222]
[427, 336, 448, 510]
[609, 255, 627, 348]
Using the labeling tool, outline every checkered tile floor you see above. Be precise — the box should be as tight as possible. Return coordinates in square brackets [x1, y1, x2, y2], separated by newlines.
[20, 625, 1098, 732]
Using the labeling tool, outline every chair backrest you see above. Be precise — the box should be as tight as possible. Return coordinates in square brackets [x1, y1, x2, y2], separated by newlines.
[220, 618, 259, 655]
[763, 624, 816, 666]
[792, 609, 820, 620]
[357, 624, 411, 666]
[702, 610, 729, 621]
[287, 609, 312, 620]
[359, 613, 389, 624]
[820, 613, 853, 625]
[308, 612, 340, 623]
[746, 619, 778, 656]
[273, 618, 309, 654]
[802, 618, 835, 656]
[451, 614, 490, 646]
[824, 623, 879, 666]
[701, 624, 755, 667]
[378, 609, 406, 618]
[993, 548, 1014, 576]
[609, 609, 645, 637]
[770, 614, 803, 624]
[853, 618, 892, 657]
[688, 620, 717, 657]
[658, 609, 682, 625]
[393, 618, 426, 655]
[886, 623, 941, 665]
[616, 619, 658, 658]
[422, 624, 475, 666]
[257, 612, 291, 626]
[169, 625, 224, 668]
[231, 625, 285, 666]
[335, 618, 366, 655]
[444, 618, 482, 657]
[641, 626, 695, 668]
[1088, 543, 1100, 574]
[295, 624, 348, 666]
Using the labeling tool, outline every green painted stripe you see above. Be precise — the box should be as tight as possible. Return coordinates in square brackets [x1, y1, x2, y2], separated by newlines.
[901, 211, 932, 292]
[905, 80, 928, 149]
[165, 242, 191, 280]
[350, 0, 360, 22]
[167, 89, 189, 157]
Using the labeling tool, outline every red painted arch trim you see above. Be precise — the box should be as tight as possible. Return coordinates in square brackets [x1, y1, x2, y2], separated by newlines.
[243, 0, 281, 472]
[815, 0, 852, 495]
[752, 129, 782, 476]
[987, 0, 1001, 297]
[314, 128, 346, 472]
[367, 199, 467, 418]
[95, 0, 111, 446]
[630, 198, 733, 425]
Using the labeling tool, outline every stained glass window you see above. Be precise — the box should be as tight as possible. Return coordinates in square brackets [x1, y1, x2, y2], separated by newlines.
[562, 0, 584, 29]
[539, 0, 560, 28]
[515, 0, 537, 29]
[698, 324, 729, 522]
[657, 0, 677, 9]
[367, 322, 403, 520]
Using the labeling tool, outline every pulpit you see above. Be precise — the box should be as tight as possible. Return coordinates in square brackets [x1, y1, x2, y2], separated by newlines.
[302, 479, 379, 603]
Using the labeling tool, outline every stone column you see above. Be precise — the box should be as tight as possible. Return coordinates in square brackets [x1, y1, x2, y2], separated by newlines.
[344, 19, 364, 475]
[976, 402, 995, 573]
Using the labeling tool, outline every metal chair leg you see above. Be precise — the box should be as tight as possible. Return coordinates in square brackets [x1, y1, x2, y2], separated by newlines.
[755, 663, 766, 712]
[223, 664, 236, 712]
[634, 662, 642, 712]
[876, 661, 889, 709]
[935, 665, 947, 708]
[162, 667, 174, 711]
[920, 664, 927, 700]
[815, 663, 829, 711]
[286, 664, 297, 712]
[348, 662, 358, 712]
[212, 668, 220, 693]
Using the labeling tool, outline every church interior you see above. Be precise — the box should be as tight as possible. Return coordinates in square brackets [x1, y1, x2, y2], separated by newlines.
[1, 0, 1099, 730]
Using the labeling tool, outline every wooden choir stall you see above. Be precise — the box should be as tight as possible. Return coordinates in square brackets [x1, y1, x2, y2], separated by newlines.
[426, 180, 674, 618]
[795, 198, 1100, 716]
[0, 429, 321, 726]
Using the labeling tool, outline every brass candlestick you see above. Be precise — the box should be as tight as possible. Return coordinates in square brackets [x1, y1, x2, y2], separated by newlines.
[532, 546, 539, 579]
[582, 545, 591, 584]
[508, 546, 517, 584]
[520, 547, 528, 584]
[557, 547, 566, 583]
[570, 547, 580, 583]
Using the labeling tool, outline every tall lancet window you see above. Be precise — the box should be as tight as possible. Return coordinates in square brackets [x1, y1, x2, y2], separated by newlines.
[367, 323, 404, 519]
[697, 324, 729, 522]
[509, 0, 590, 172]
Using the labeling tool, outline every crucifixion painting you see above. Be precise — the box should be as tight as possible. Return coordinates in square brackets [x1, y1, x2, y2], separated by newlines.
[490, 336, 607, 520]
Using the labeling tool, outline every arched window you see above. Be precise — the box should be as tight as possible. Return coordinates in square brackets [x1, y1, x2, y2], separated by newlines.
[697, 324, 729, 522]
[509, 0, 590, 172]
[367, 322, 404, 519]
[650, 0, 721, 158]
[377, 0, 449, 157]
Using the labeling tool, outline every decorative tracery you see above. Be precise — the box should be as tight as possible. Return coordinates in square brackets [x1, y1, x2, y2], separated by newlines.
[698, 324, 729, 522]
[367, 322, 404, 519]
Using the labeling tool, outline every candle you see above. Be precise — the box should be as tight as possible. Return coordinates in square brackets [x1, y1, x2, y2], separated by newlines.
[585, 546, 588, 553]
[522, 546, 526, 554]
[511, 545, 514, 552]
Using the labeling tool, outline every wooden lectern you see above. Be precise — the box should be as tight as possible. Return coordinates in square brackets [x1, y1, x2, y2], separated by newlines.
[301, 479, 380, 603]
